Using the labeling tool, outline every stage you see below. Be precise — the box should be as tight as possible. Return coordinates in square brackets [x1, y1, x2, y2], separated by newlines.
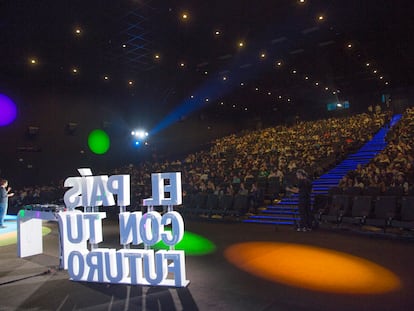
[0, 217, 413, 311]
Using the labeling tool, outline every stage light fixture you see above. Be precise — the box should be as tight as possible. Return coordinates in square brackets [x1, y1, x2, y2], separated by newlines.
[131, 129, 149, 140]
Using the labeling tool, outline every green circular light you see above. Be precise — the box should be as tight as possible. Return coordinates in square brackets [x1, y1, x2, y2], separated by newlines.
[153, 230, 216, 256]
[88, 129, 110, 154]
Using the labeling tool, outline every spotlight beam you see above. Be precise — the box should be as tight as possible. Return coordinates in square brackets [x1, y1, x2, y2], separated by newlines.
[150, 41, 269, 135]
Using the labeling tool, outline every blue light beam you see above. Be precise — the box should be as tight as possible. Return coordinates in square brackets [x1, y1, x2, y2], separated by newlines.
[151, 49, 267, 136]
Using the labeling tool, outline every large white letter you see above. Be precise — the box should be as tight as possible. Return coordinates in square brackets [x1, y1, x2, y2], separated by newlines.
[143, 172, 182, 206]
[63, 177, 82, 209]
[107, 175, 130, 206]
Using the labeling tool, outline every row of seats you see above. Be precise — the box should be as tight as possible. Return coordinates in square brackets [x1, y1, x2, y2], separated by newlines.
[328, 185, 414, 197]
[180, 193, 251, 220]
[315, 194, 414, 231]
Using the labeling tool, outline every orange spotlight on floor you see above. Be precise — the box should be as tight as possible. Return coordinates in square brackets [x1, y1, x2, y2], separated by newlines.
[224, 242, 401, 294]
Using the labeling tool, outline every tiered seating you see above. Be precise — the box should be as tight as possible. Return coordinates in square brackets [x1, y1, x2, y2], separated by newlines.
[245, 114, 400, 226]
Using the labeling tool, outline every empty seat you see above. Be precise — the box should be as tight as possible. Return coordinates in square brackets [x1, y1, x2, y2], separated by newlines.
[391, 196, 414, 230]
[181, 193, 195, 216]
[313, 194, 330, 221]
[342, 195, 373, 225]
[227, 194, 248, 216]
[218, 194, 234, 213]
[321, 194, 352, 224]
[190, 192, 207, 217]
[205, 193, 219, 216]
[365, 196, 398, 230]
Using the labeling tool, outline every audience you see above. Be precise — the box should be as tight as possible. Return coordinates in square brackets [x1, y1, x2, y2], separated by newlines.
[338, 107, 414, 195]
[6, 108, 414, 217]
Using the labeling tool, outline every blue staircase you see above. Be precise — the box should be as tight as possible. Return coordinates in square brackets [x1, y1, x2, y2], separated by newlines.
[244, 114, 402, 225]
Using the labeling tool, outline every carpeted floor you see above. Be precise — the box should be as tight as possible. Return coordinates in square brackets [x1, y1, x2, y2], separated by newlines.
[0, 218, 413, 311]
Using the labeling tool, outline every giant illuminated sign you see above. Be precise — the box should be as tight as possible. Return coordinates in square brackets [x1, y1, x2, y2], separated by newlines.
[17, 169, 189, 287]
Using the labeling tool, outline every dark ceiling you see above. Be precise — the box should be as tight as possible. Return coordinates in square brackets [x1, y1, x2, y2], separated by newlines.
[1, 0, 414, 185]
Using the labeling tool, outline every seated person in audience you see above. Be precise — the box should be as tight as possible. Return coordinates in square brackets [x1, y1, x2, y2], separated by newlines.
[391, 173, 409, 195]
[354, 176, 365, 189]
[225, 184, 234, 196]
[238, 182, 249, 196]
[244, 171, 255, 182]
[338, 175, 348, 187]
[392, 152, 408, 168]
[367, 174, 386, 193]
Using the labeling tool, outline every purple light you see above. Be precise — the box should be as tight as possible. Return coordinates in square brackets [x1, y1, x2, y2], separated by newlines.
[0, 94, 17, 126]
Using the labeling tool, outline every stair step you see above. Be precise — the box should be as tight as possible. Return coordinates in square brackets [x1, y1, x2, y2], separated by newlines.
[262, 211, 299, 216]
[250, 215, 297, 220]
[243, 219, 295, 225]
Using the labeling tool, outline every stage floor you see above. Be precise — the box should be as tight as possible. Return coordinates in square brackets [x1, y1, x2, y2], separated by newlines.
[0, 219, 413, 311]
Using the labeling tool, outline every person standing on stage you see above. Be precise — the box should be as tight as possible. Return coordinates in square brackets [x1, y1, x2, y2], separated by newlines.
[0, 179, 14, 228]
[286, 169, 313, 232]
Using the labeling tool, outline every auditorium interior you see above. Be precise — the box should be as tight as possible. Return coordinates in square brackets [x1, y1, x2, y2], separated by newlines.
[1, 1, 414, 310]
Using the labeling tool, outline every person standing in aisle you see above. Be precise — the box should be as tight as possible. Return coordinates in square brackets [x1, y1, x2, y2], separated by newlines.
[286, 169, 313, 231]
